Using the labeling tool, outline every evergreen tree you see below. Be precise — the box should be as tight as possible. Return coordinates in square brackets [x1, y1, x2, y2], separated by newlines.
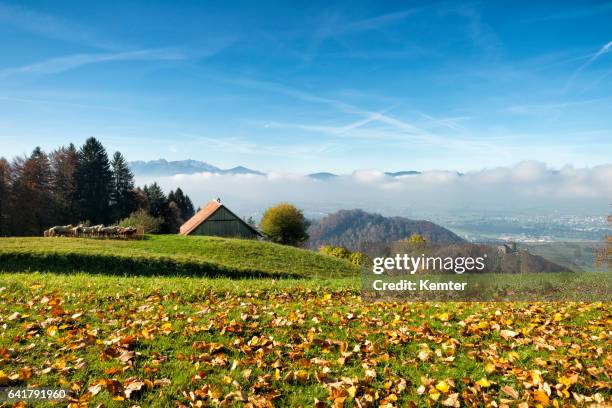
[0, 158, 11, 235]
[10, 147, 52, 235]
[183, 194, 195, 218]
[169, 187, 195, 220]
[110, 151, 137, 221]
[75, 137, 112, 224]
[49, 144, 79, 225]
[144, 182, 167, 218]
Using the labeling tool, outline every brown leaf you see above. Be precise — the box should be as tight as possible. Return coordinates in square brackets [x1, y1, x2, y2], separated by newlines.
[501, 385, 519, 399]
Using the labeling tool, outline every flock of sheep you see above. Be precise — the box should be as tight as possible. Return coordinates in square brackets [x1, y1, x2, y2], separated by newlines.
[43, 224, 141, 239]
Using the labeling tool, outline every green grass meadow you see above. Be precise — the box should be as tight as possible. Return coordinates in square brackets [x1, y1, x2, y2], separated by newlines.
[0, 235, 358, 279]
[0, 236, 610, 407]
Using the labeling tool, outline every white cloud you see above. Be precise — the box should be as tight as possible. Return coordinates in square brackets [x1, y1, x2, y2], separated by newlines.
[136, 161, 612, 218]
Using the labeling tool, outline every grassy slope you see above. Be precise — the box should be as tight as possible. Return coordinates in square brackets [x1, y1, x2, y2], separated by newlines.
[0, 235, 359, 278]
[0, 273, 609, 407]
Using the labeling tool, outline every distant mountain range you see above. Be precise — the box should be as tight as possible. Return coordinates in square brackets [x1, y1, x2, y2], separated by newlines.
[129, 159, 264, 177]
[129, 159, 421, 178]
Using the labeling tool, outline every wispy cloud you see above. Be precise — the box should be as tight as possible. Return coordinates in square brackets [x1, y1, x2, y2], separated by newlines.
[441, 3, 502, 58]
[213, 74, 509, 156]
[0, 95, 125, 111]
[324, 8, 421, 36]
[0, 48, 189, 78]
[566, 40, 612, 88]
[0, 2, 120, 50]
[505, 97, 610, 116]
[179, 133, 339, 160]
[296, 7, 422, 62]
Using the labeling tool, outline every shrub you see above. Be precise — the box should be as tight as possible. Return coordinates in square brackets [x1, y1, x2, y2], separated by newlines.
[260, 203, 309, 246]
[407, 233, 427, 246]
[348, 251, 369, 266]
[320, 245, 370, 266]
[118, 209, 162, 233]
[319, 245, 350, 259]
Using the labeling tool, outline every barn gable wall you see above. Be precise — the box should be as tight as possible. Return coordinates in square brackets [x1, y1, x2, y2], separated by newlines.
[190, 207, 258, 239]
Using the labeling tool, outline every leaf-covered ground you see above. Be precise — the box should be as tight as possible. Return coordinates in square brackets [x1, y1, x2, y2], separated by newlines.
[0, 273, 610, 407]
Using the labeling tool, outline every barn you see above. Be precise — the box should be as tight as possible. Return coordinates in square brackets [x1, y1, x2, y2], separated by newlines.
[179, 199, 262, 239]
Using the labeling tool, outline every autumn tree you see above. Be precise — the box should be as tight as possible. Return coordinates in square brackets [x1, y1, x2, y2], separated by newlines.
[260, 203, 310, 246]
[162, 201, 183, 233]
[49, 143, 79, 225]
[75, 137, 113, 224]
[110, 151, 137, 221]
[10, 147, 53, 235]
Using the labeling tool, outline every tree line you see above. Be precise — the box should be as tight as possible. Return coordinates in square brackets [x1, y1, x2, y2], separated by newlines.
[0, 137, 194, 236]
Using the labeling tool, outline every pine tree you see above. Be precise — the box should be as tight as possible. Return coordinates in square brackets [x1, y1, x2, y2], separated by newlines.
[10, 147, 53, 235]
[110, 151, 137, 221]
[75, 137, 112, 224]
[183, 194, 195, 219]
[169, 187, 195, 220]
[49, 144, 79, 225]
[145, 182, 167, 218]
[0, 158, 11, 235]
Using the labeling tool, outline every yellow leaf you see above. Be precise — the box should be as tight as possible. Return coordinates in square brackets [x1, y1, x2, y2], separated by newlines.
[141, 328, 153, 339]
[507, 351, 520, 362]
[47, 325, 58, 337]
[476, 377, 491, 388]
[428, 390, 441, 401]
[295, 370, 308, 383]
[435, 380, 450, 393]
[436, 312, 451, 322]
[558, 374, 578, 388]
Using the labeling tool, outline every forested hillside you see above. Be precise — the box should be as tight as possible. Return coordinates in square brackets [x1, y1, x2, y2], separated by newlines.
[307, 209, 464, 251]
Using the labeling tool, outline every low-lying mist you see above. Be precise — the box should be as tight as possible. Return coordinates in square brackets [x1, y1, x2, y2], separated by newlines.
[136, 161, 612, 220]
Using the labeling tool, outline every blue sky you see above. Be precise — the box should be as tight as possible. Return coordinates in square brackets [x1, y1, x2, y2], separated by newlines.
[0, 1, 611, 173]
